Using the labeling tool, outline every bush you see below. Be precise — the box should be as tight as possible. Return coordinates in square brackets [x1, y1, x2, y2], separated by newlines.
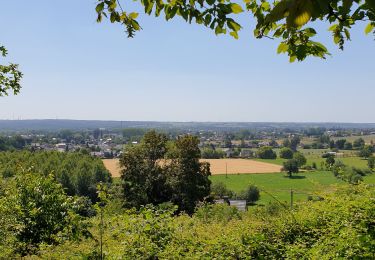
[257, 146, 277, 159]
[211, 182, 234, 199]
[312, 162, 317, 169]
[0, 172, 82, 256]
[239, 185, 260, 204]
[368, 156, 375, 171]
[194, 203, 241, 223]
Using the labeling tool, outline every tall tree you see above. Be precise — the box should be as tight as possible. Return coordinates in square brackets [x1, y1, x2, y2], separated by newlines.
[167, 135, 211, 214]
[120, 131, 169, 208]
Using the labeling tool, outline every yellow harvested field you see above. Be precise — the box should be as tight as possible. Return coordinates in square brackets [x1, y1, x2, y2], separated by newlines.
[103, 159, 122, 178]
[103, 158, 281, 177]
[200, 159, 282, 175]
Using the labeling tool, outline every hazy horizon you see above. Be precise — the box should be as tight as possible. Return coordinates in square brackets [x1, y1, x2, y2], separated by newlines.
[1, 1, 374, 123]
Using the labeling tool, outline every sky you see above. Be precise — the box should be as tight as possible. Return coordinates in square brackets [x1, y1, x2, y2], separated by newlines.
[0, 0, 374, 123]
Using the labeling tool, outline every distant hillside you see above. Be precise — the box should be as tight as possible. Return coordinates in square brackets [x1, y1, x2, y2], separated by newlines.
[0, 119, 375, 132]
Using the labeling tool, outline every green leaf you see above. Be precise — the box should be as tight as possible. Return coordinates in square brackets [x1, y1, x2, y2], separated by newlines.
[261, 2, 270, 11]
[277, 42, 288, 54]
[304, 28, 316, 37]
[230, 31, 239, 39]
[365, 23, 374, 35]
[230, 3, 244, 14]
[289, 55, 297, 62]
[344, 28, 350, 40]
[129, 12, 139, 19]
[96, 3, 104, 13]
[333, 35, 341, 44]
[328, 24, 338, 31]
[227, 20, 241, 31]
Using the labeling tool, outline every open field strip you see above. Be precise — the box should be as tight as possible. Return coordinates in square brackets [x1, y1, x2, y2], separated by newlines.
[103, 158, 282, 177]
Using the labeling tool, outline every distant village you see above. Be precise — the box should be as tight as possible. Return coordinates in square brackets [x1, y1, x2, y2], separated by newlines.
[4, 126, 374, 159]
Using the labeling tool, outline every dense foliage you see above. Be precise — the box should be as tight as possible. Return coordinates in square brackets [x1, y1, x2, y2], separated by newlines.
[18, 184, 375, 259]
[257, 146, 277, 159]
[0, 172, 84, 256]
[120, 131, 211, 214]
[0, 151, 112, 201]
[332, 160, 372, 183]
[95, 0, 375, 61]
[0, 135, 28, 151]
[0, 45, 22, 96]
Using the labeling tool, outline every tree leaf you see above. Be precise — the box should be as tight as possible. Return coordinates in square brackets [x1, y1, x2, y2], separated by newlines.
[277, 42, 288, 54]
[365, 23, 374, 35]
[230, 3, 244, 14]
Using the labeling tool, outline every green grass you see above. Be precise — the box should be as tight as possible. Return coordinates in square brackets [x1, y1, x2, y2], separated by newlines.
[211, 171, 343, 204]
[255, 149, 368, 169]
[308, 157, 368, 169]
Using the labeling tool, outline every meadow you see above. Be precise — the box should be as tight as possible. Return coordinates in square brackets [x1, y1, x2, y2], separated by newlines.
[212, 149, 373, 204]
[211, 171, 343, 204]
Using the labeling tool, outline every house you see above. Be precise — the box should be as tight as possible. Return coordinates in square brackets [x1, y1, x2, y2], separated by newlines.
[55, 143, 67, 152]
[229, 200, 247, 212]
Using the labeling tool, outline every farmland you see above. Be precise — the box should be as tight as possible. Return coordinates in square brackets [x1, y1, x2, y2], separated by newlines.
[103, 158, 282, 177]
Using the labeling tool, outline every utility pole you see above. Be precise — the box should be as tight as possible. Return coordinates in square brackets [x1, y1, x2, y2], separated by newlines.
[226, 162, 228, 178]
[290, 189, 294, 210]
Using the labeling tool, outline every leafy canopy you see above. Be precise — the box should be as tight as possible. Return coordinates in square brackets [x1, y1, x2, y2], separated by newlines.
[0, 46, 22, 96]
[95, 0, 375, 62]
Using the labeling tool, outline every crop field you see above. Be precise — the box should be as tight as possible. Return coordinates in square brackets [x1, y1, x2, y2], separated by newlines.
[103, 158, 282, 177]
[103, 159, 122, 177]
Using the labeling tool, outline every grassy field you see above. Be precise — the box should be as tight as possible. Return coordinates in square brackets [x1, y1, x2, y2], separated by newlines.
[255, 149, 369, 169]
[213, 152, 373, 204]
[330, 134, 375, 144]
[210, 171, 343, 204]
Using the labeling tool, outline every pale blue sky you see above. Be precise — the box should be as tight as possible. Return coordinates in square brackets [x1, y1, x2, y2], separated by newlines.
[1, 0, 374, 122]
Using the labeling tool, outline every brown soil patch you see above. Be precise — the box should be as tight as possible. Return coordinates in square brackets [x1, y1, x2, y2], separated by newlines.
[103, 158, 281, 178]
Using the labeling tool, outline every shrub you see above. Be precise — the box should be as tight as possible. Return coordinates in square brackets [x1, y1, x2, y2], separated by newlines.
[368, 156, 375, 171]
[0, 172, 82, 256]
[239, 185, 260, 204]
[257, 146, 277, 159]
[211, 182, 234, 199]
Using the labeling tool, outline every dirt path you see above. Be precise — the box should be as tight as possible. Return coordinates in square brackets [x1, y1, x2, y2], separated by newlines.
[103, 158, 282, 177]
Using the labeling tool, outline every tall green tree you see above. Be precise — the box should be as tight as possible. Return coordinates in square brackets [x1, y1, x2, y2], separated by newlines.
[120, 131, 169, 208]
[167, 135, 211, 214]
[282, 159, 299, 177]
